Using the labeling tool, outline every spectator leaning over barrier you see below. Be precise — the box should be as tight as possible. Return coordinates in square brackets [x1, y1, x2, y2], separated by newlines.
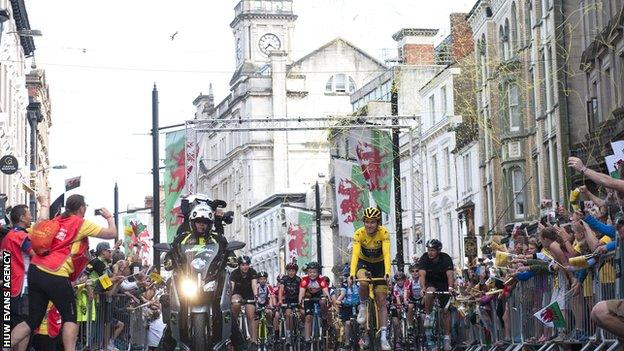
[1, 203, 36, 351]
[10, 194, 118, 351]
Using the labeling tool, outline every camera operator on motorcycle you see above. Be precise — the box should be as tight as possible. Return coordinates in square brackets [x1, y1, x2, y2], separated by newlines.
[160, 198, 245, 351]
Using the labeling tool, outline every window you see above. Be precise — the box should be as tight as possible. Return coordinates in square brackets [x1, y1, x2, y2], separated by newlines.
[529, 67, 537, 121]
[538, 50, 547, 115]
[525, 1, 533, 45]
[512, 168, 525, 218]
[510, 3, 519, 51]
[431, 154, 439, 191]
[264, 220, 268, 244]
[429, 94, 436, 124]
[504, 19, 511, 59]
[443, 147, 451, 186]
[463, 153, 472, 193]
[446, 213, 453, 248]
[325, 74, 356, 93]
[603, 68, 613, 115]
[434, 217, 442, 240]
[401, 176, 408, 206]
[247, 164, 252, 190]
[509, 83, 520, 130]
[440, 86, 448, 117]
[499, 26, 506, 60]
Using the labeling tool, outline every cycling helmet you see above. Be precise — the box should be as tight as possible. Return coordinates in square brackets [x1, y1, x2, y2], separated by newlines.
[258, 271, 268, 278]
[306, 261, 321, 271]
[426, 239, 443, 251]
[237, 255, 252, 265]
[394, 272, 407, 281]
[286, 262, 299, 271]
[189, 204, 214, 222]
[363, 207, 381, 220]
[409, 263, 419, 272]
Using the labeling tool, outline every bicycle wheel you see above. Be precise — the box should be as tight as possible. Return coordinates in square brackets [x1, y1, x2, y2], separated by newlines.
[367, 301, 378, 351]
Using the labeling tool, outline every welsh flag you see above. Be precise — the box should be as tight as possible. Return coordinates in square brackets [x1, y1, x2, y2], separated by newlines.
[349, 130, 393, 213]
[163, 130, 186, 243]
[284, 208, 315, 269]
[334, 159, 370, 237]
[534, 300, 566, 328]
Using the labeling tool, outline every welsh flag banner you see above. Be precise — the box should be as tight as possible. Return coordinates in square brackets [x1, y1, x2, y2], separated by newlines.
[604, 155, 622, 179]
[334, 158, 370, 237]
[534, 300, 566, 328]
[349, 130, 394, 213]
[284, 207, 315, 269]
[164, 130, 186, 243]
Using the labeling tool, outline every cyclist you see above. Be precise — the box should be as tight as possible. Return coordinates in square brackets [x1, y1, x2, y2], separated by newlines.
[278, 262, 301, 341]
[255, 271, 274, 342]
[231, 256, 259, 349]
[269, 277, 281, 340]
[405, 263, 422, 331]
[418, 239, 454, 351]
[349, 207, 392, 350]
[390, 272, 408, 349]
[337, 269, 360, 351]
[298, 261, 331, 346]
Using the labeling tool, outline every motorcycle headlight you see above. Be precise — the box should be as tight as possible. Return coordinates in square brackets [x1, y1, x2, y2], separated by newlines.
[203, 280, 218, 292]
[191, 258, 207, 271]
[181, 278, 197, 298]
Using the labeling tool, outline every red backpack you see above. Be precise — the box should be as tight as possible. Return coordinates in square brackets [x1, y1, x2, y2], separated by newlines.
[30, 219, 61, 256]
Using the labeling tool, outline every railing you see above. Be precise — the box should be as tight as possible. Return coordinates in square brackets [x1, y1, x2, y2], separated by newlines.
[456, 246, 622, 351]
[76, 291, 161, 351]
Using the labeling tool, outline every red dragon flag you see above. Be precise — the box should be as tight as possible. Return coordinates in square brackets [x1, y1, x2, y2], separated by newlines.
[333, 159, 370, 237]
[349, 130, 394, 213]
[534, 300, 566, 328]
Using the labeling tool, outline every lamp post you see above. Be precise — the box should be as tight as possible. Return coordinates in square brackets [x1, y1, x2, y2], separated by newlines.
[27, 102, 42, 219]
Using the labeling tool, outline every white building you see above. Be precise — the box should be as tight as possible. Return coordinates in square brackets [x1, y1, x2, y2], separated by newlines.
[194, 0, 386, 251]
[418, 14, 480, 266]
[0, 0, 42, 218]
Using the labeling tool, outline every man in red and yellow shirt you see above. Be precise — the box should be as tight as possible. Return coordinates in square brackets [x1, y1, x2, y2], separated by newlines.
[11, 194, 118, 351]
[1, 204, 34, 351]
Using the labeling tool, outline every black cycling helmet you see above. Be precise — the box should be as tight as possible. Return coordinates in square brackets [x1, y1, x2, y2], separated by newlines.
[306, 261, 321, 271]
[409, 263, 419, 272]
[394, 272, 407, 281]
[258, 271, 268, 278]
[237, 255, 252, 265]
[363, 207, 381, 220]
[286, 262, 299, 271]
[426, 239, 443, 251]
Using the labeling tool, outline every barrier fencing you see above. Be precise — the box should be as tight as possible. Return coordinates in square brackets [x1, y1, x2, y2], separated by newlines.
[455, 246, 622, 351]
[75, 291, 161, 351]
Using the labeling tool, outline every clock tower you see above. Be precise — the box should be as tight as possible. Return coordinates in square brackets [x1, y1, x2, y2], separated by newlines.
[230, 0, 297, 69]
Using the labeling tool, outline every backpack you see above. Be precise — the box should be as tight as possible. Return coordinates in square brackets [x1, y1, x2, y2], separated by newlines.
[30, 219, 61, 256]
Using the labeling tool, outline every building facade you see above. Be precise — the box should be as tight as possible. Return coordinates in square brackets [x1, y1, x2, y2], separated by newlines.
[194, 0, 387, 249]
[566, 0, 624, 179]
[0, 0, 42, 217]
[467, 0, 577, 238]
[26, 69, 52, 205]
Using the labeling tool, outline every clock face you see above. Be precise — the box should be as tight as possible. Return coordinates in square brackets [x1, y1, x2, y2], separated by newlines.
[258, 33, 281, 54]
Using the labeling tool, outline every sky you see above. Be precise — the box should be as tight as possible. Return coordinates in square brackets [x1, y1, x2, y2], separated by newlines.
[27, 0, 473, 218]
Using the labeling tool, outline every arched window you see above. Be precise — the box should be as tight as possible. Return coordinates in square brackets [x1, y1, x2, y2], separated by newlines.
[499, 25, 506, 60]
[510, 2, 519, 52]
[479, 35, 487, 85]
[511, 168, 525, 218]
[504, 19, 511, 59]
[325, 74, 357, 94]
[524, 1, 533, 46]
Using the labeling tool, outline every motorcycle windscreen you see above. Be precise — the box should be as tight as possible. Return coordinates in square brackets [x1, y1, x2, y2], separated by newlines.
[181, 242, 219, 280]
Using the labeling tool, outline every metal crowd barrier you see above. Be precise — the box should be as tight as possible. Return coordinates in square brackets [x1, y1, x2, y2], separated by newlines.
[460, 246, 623, 351]
[75, 290, 152, 351]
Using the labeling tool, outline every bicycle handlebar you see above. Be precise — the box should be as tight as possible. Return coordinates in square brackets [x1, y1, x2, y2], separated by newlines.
[425, 291, 456, 296]
[355, 277, 387, 282]
[232, 299, 256, 304]
[302, 297, 327, 302]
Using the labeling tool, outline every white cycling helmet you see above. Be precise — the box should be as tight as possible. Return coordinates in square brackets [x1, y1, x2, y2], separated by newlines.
[189, 204, 214, 222]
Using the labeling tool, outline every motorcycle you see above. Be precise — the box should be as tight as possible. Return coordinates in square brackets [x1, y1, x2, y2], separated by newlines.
[155, 196, 243, 351]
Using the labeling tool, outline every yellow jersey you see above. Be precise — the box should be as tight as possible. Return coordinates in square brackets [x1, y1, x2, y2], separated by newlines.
[349, 226, 391, 276]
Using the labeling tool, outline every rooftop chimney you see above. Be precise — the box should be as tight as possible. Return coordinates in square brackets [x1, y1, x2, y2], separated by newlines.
[392, 28, 439, 65]
[449, 13, 474, 62]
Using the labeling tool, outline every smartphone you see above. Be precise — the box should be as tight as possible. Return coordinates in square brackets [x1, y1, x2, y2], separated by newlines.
[94, 209, 103, 216]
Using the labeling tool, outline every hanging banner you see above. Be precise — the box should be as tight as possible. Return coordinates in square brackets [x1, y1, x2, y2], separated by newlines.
[285, 207, 315, 269]
[334, 159, 370, 237]
[185, 126, 202, 195]
[164, 130, 186, 243]
[349, 130, 394, 213]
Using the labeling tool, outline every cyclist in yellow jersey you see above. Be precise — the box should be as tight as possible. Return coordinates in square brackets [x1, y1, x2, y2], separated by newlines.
[349, 207, 391, 350]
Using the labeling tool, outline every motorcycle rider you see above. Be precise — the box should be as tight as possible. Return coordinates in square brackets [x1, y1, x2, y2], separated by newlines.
[162, 202, 244, 350]
[231, 256, 259, 349]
